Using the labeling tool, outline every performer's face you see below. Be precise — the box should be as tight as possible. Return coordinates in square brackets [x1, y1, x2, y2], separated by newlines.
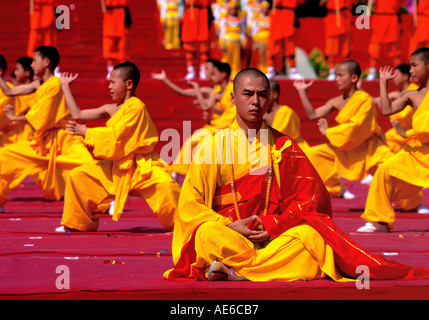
[231, 75, 270, 124]
[409, 54, 429, 84]
[335, 64, 356, 90]
[31, 52, 49, 77]
[108, 69, 128, 101]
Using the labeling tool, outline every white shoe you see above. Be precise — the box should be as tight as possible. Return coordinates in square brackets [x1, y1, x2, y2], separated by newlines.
[185, 65, 195, 80]
[361, 174, 373, 185]
[342, 190, 355, 199]
[366, 67, 377, 80]
[327, 68, 336, 80]
[109, 200, 115, 215]
[418, 204, 429, 214]
[199, 64, 206, 80]
[289, 67, 303, 80]
[357, 221, 389, 233]
[266, 66, 276, 79]
[106, 65, 114, 80]
[55, 226, 69, 233]
[0, 206, 4, 213]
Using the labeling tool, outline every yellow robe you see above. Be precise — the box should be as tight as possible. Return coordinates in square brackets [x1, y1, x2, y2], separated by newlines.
[60, 97, 180, 232]
[0, 86, 36, 147]
[171, 82, 235, 175]
[385, 83, 420, 153]
[0, 76, 94, 205]
[270, 105, 310, 152]
[164, 120, 348, 282]
[362, 90, 429, 229]
[305, 90, 393, 196]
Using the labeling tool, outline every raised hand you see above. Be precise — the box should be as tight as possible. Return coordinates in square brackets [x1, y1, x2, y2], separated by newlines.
[60, 72, 79, 86]
[293, 80, 314, 92]
[379, 66, 397, 82]
[151, 70, 167, 81]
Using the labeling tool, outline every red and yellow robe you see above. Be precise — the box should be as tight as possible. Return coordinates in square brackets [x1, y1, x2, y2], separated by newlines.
[164, 120, 429, 281]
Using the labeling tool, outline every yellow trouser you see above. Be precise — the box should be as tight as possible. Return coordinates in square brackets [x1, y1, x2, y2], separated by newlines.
[61, 160, 180, 232]
[305, 144, 343, 197]
[222, 41, 241, 78]
[164, 18, 181, 50]
[0, 139, 93, 205]
[362, 159, 422, 229]
[194, 221, 349, 282]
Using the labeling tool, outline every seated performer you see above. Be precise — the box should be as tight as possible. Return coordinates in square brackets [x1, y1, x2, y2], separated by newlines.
[0, 46, 94, 213]
[163, 68, 429, 282]
[359, 48, 429, 232]
[293, 60, 393, 198]
[263, 80, 309, 152]
[57, 62, 180, 232]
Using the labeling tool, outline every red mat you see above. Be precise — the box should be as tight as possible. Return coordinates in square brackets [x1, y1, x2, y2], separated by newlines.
[1, 179, 429, 300]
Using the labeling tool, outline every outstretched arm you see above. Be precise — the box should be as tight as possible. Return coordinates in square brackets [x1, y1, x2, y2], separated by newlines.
[60, 73, 110, 121]
[151, 70, 212, 97]
[0, 76, 39, 96]
[293, 80, 335, 120]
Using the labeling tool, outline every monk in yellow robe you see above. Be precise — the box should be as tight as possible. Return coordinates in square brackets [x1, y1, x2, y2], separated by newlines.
[1, 57, 36, 147]
[164, 68, 429, 282]
[153, 60, 236, 175]
[293, 60, 393, 198]
[57, 62, 180, 232]
[264, 80, 309, 152]
[372, 64, 420, 153]
[0, 46, 94, 213]
[359, 48, 429, 233]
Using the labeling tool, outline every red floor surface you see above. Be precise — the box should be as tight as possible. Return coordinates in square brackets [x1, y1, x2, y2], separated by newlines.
[1, 0, 429, 302]
[1, 178, 429, 301]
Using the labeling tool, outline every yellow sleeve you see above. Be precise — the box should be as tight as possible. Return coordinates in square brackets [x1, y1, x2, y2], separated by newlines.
[84, 101, 158, 160]
[412, 109, 429, 144]
[272, 107, 301, 140]
[25, 77, 69, 135]
[326, 97, 377, 151]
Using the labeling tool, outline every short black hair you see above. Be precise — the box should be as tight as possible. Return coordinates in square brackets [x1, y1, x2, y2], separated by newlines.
[0, 55, 7, 74]
[213, 60, 231, 79]
[269, 80, 280, 95]
[339, 60, 362, 78]
[395, 63, 411, 77]
[17, 57, 34, 80]
[113, 61, 141, 89]
[233, 68, 269, 93]
[34, 46, 60, 70]
[411, 47, 429, 65]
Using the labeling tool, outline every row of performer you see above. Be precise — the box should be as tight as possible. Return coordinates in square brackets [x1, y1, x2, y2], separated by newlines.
[157, 0, 429, 81]
[25, 1, 429, 82]
[1, 45, 429, 282]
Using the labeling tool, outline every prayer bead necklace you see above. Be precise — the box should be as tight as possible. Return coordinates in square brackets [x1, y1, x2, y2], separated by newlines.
[227, 128, 273, 221]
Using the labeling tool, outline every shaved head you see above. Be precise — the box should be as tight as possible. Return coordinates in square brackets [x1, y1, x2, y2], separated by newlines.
[113, 61, 140, 89]
[338, 60, 362, 78]
[411, 47, 429, 65]
[233, 68, 270, 93]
